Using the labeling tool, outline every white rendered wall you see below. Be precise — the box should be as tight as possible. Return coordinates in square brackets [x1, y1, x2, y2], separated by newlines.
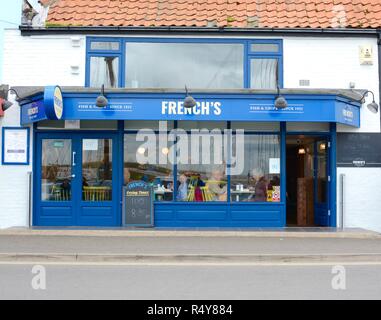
[283, 36, 380, 133]
[1, 30, 380, 230]
[337, 168, 381, 233]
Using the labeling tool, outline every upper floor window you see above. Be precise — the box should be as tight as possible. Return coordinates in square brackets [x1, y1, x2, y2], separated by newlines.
[86, 38, 283, 90]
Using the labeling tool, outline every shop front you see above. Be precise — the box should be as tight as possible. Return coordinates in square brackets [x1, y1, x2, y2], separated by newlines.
[19, 86, 361, 228]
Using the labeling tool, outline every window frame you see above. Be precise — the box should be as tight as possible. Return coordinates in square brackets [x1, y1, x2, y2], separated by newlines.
[123, 122, 282, 204]
[86, 37, 283, 89]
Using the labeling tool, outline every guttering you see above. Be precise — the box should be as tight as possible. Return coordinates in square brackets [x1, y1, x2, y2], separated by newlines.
[19, 25, 379, 37]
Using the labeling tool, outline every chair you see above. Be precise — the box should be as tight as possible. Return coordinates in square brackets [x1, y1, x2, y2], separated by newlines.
[200, 186, 214, 202]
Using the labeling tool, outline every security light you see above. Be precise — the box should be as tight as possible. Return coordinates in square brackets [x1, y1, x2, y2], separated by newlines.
[358, 90, 379, 114]
[95, 84, 109, 108]
[184, 86, 197, 109]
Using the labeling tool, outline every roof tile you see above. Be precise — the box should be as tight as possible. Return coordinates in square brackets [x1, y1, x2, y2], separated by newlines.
[44, 0, 381, 29]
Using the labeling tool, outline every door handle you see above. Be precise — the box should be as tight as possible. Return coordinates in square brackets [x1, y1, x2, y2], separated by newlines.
[72, 151, 76, 166]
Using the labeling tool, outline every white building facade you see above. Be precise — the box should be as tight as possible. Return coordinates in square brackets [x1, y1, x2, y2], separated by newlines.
[0, 24, 380, 231]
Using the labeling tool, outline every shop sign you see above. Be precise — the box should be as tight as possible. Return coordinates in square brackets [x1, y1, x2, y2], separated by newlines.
[21, 86, 64, 125]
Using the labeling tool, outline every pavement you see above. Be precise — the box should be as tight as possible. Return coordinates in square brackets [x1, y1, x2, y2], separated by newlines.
[0, 227, 380, 264]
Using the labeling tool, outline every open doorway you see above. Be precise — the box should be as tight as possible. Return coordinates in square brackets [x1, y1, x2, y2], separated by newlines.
[286, 135, 330, 227]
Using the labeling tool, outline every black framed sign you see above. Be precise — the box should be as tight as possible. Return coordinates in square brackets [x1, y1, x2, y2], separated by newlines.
[123, 181, 154, 227]
[337, 133, 381, 167]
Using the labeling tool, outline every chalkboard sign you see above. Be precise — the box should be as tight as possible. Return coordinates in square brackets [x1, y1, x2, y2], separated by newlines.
[123, 181, 154, 227]
[337, 133, 381, 167]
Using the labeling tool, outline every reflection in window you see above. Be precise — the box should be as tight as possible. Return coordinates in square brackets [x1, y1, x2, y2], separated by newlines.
[90, 56, 119, 88]
[124, 134, 174, 201]
[176, 129, 227, 202]
[41, 139, 72, 201]
[250, 59, 278, 89]
[82, 139, 113, 201]
[125, 42, 244, 89]
[231, 135, 281, 202]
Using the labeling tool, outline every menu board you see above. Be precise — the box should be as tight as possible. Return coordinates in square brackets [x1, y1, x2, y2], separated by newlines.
[123, 181, 154, 227]
[337, 133, 381, 167]
[2, 128, 29, 165]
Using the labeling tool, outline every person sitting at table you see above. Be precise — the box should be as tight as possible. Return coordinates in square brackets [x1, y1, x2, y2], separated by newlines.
[206, 168, 227, 201]
[250, 168, 268, 202]
[176, 174, 188, 201]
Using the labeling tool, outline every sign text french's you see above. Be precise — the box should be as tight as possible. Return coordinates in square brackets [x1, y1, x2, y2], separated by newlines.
[162, 101, 222, 116]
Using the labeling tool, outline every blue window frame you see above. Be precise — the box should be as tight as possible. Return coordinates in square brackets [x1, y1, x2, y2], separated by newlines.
[86, 37, 283, 89]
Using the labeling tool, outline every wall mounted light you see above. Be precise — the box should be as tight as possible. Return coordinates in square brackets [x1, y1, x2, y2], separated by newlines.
[95, 84, 108, 108]
[357, 90, 379, 114]
[275, 86, 288, 109]
[184, 86, 197, 109]
[137, 147, 146, 155]
[0, 88, 22, 112]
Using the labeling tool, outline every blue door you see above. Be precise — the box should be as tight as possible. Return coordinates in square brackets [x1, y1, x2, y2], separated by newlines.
[34, 133, 120, 227]
[313, 139, 330, 226]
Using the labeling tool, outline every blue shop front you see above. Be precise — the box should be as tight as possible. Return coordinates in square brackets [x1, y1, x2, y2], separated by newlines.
[19, 86, 361, 228]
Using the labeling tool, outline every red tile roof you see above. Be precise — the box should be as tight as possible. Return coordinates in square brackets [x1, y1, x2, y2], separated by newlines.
[43, 0, 381, 29]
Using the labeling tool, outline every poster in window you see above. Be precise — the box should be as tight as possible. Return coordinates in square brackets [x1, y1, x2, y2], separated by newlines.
[2, 128, 29, 165]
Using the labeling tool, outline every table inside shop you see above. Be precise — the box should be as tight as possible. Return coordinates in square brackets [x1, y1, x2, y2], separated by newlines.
[230, 190, 255, 202]
[154, 189, 173, 201]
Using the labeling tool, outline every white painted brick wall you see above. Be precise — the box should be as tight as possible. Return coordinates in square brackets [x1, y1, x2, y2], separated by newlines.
[1, 30, 380, 230]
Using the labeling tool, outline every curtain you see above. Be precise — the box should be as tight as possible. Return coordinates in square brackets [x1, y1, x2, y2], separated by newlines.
[250, 59, 277, 89]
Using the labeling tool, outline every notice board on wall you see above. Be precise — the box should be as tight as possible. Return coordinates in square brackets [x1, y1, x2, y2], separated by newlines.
[337, 133, 381, 167]
[123, 181, 154, 227]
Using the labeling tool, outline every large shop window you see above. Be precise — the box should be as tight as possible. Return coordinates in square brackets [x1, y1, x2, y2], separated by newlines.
[231, 134, 281, 202]
[176, 122, 228, 202]
[124, 133, 174, 202]
[125, 42, 244, 89]
[87, 38, 283, 89]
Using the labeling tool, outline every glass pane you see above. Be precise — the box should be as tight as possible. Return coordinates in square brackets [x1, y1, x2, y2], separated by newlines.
[177, 130, 227, 202]
[125, 42, 244, 89]
[231, 122, 280, 132]
[90, 56, 119, 88]
[82, 139, 113, 201]
[250, 59, 277, 89]
[124, 134, 174, 202]
[316, 141, 327, 204]
[125, 120, 174, 131]
[41, 139, 72, 201]
[251, 43, 279, 52]
[177, 121, 227, 131]
[231, 135, 281, 202]
[90, 42, 120, 51]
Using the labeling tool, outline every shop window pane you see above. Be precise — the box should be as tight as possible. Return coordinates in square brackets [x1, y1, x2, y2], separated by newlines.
[177, 130, 227, 202]
[231, 122, 280, 132]
[82, 139, 113, 201]
[90, 42, 120, 51]
[250, 59, 277, 89]
[231, 135, 281, 202]
[125, 120, 174, 131]
[177, 121, 227, 131]
[41, 139, 72, 201]
[124, 134, 174, 202]
[89, 56, 119, 88]
[125, 42, 244, 89]
[251, 43, 279, 53]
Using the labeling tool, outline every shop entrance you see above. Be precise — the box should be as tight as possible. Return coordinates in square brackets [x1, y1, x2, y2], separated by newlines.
[34, 133, 120, 226]
[286, 135, 330, 227]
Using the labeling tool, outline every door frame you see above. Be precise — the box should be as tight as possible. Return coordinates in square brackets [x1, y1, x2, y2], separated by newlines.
[33, 130, 122, 227]
[285, 125, 336, 227]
